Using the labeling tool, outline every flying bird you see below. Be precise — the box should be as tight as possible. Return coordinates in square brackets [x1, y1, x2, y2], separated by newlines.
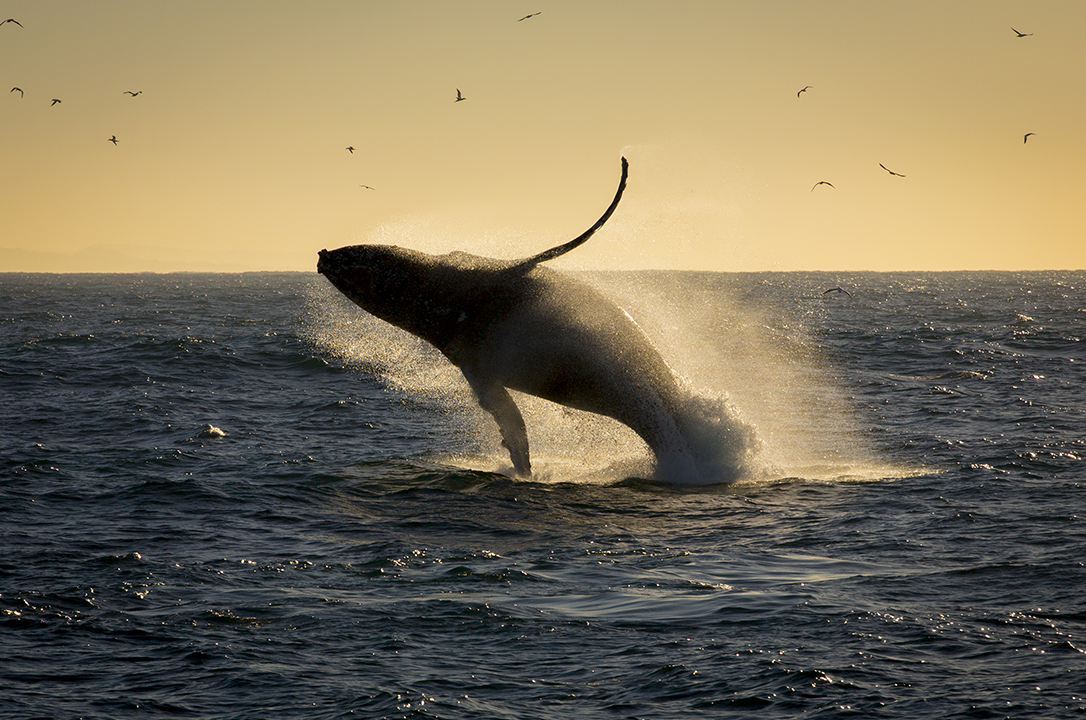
[10, 87, 22, 98]
[123, 90, 142, 97]
[811, 181, 835, 192]
[879, 163, 905, 177]
[359, 184, 375, 191]
[1, 18, 23, 27]
[518, 11, 541, 21]
[346, 146, 354, 153]
[455, 88, 466, 102]
[797, 85, 812, 97]
[1023, 132, 1035, 143]
[108, 135, 118, 145]
[822, 287, 853, 298]
[50, 98, 61, 106]
[1011, 27, 1032, 37]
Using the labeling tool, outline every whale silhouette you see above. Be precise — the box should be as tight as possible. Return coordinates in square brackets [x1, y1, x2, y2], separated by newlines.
[317, 158, 751, 481]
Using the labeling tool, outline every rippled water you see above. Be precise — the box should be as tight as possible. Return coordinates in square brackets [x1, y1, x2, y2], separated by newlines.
[2, 270, 1084, 718]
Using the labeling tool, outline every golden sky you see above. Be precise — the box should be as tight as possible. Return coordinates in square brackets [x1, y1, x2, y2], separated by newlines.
[2, 1, 1083, 273]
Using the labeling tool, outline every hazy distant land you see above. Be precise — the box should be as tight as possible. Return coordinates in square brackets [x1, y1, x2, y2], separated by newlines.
[1, 246, 251, 273]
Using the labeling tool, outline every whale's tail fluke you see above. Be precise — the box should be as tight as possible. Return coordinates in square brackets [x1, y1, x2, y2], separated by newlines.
[513, 156, 628, 272]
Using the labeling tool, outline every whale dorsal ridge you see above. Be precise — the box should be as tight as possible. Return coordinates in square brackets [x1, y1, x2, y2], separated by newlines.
[512, 156, 628, 272]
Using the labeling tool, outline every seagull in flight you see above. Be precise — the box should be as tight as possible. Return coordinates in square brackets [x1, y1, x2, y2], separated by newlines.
[123, 90, 142, 97]
[50, 98, 61, 106]
[879, 163, 905, 177]
[1012, 27, 1032, 37]
[10, 87, 23, 98]
[359, 184, 375, 191]
[797, 85, 812, 97]
[108, 135, 118, 145]
[1, 18, 23, 28]
[455, 88, 466, 102]
[346, 146, 354, 153]
[811, 181, 835, 192]
[1023, 132, 1035, 143]
[518, 11, 541, 21]
[822, 287, 853, 298]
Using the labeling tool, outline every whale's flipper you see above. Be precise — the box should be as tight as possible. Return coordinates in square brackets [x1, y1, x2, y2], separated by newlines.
[511, 157, 628, 273]
[464, 372, 532, 476]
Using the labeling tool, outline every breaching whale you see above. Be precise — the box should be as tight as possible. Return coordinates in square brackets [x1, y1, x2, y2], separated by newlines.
[317, 158, 748, 481]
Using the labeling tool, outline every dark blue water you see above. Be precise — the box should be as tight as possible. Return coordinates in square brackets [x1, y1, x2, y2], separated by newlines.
[2, 271, 1084, 719]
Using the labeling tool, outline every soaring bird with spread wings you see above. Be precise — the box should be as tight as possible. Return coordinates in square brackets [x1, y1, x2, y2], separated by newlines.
[879, 163, 905, 178]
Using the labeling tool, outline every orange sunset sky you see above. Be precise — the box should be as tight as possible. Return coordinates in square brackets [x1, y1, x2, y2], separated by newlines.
[2, 1, 1084, 273]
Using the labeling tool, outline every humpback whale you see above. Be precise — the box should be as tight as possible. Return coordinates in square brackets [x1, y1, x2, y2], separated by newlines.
[317, 158, 750, 481]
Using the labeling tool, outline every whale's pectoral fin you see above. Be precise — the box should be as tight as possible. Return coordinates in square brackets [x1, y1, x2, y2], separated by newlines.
[465, 374, 531, 477]
[511, 157, 627, 273]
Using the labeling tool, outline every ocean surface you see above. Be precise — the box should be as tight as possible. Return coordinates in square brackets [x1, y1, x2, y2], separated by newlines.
[2, 269, 1084, 719]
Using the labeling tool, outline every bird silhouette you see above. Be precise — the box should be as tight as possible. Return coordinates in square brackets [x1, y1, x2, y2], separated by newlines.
[1023, 132, 1035, 144]
[811, 181, 835, 192]
[822, 287, 853, 298]
[359, 184, 375, 191]
[797, 85, 812, 97]
[518, 12, 541, 21]
[455, 88, 466, 102]
[108, 135, 118, 145]
[1012, 27, 1032, 37]
[10, 87, 23, 98]
[1, 18, 23, 28]
[123, 90, 142, 97]
[346, 146, 354, 153]
[879, 163, 905, 177]
[50, 98, 61, 106]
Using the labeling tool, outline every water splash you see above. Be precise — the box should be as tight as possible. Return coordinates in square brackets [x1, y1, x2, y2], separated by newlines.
[665, 386, 762, 484]
[302, 268, 913, 485]
[588, 271, 917, 484]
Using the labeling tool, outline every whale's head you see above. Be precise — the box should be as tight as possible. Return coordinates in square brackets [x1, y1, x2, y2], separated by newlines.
[318, 244, 470, 346]
[318, 244, 431, 316]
